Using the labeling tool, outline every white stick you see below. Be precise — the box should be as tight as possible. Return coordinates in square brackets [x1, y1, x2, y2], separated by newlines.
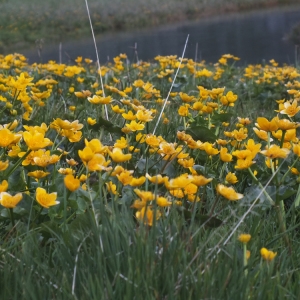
[84, 0, 108, 120]
[152, 34, 189, 135]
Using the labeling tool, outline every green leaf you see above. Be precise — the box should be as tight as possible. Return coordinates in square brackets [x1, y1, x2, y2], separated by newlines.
[88, 116, 123, 135]
[186, 126, 217, 143]
[211, 112, 234, 125]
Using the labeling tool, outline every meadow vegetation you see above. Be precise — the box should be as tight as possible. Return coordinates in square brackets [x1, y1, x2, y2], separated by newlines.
[0, 0, 299, 53]
[0, 49, 300, 299]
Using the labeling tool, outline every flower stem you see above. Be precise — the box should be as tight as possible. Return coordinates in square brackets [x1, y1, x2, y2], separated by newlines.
[243, 243, 248, 277]
[8, 208, 15, 227]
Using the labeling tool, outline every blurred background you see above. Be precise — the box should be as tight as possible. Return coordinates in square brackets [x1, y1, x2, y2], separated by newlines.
[1, 0, 300, 64]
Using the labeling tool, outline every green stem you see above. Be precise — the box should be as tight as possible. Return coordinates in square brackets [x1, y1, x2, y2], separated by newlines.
[8, 208, 15, 227]
[243, 243, 248, 277]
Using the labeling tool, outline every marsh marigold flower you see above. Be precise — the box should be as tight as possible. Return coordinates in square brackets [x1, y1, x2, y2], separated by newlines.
[108, 147, 132, 163]
[87, 117, 97, 126]
[260, 144, 290, 159]
[220, 147, 232, 162]
[64, 174, 80, 191]
[255, 117, 278, 132]
[125, 120, 145, 131]
[216, 184, 243, 201]
[35, 187, 59, 208]
[238, 233, 251, 244]
[0, 180, 8, 192]
[135, 206, 161, 226]
[225, 172, 238, 184]
[191, 175, 212, 186]
[0, 192, 22, 208]
[28, 170, 50, 180]
[0, 128, 22, 148]
[23, 131, 51, 150]
[260, 247, 277, 261]
[280, 100, 300, 117]
[0, 160, 9, 171]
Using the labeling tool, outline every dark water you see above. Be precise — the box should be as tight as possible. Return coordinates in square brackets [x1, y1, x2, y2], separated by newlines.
[22, 5, 300, 65]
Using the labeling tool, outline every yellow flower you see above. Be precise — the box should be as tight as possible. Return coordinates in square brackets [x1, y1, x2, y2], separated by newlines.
[179, 92, 195, 103]
[106, 182, 118, 195]
[202, 142, 219, 156]
[136, 109, 154, 122]
[116, 170, 134, 185]
[290, 167, 300, 175]
[122, 110, 136, 120]
[178, 104, 190, 117]
[238, 233, 251, 244]
[87, 95, 112, 104]
[156, 196, 172, 207]
[33, 150, 60, 167]
[216, 184, 243, 201]
[132, 78, 145, 88]
[64, 174, 80, 192]
[191, 175, 213, 186]
[87, 117, 97, 125]
[114, 137, 128, 149]
[125, 120, 145, 131]
[177, 158, 194, 168]
[245, 139, 261, 159]
[220, 147, 232, 162]
[260, 247, 277, 261]
[255, 117, 278, 132]
[280, 99, 300, 117]
[88, 154, 111, 172]
[50, 118, 83, 131]
[235, 158, 255, 170]
[58, 168, 75, 175]
[246, 250, 251, 260]
[220, 91, 238, 106]
[74, 90, 92, 98]
[85, 138, 107, 154]
[0, 128, 22, 148]
[129, 176, 146, 187]
[146, 173, 167, 185]
[225, 172, 238, 184]
[0, 180, 8, 192]
[23, 131, 51, 150]
[146, 134, 161, 147]
[135, 206, 161, 226]
[78, 146, 94, 164]
[111, 105, 125, 114]
[232, 128, 248, 141]
[165, 174, 194, 190]
[253, 128, 271, 141]
[260, 144, 290, 159]
[35, 187, 59, 208]
[108, 147, 132, 163]
[275, 117, 299, 130]
[66, 158, 78, 166]
[0, 160, 9, 171]
[28, 170, 50, 180]
[0, 192, 22, 208]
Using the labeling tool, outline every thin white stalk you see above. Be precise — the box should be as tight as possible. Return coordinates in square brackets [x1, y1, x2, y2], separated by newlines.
[152, 34, 189, 135]
[84, 0, 108, 120]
